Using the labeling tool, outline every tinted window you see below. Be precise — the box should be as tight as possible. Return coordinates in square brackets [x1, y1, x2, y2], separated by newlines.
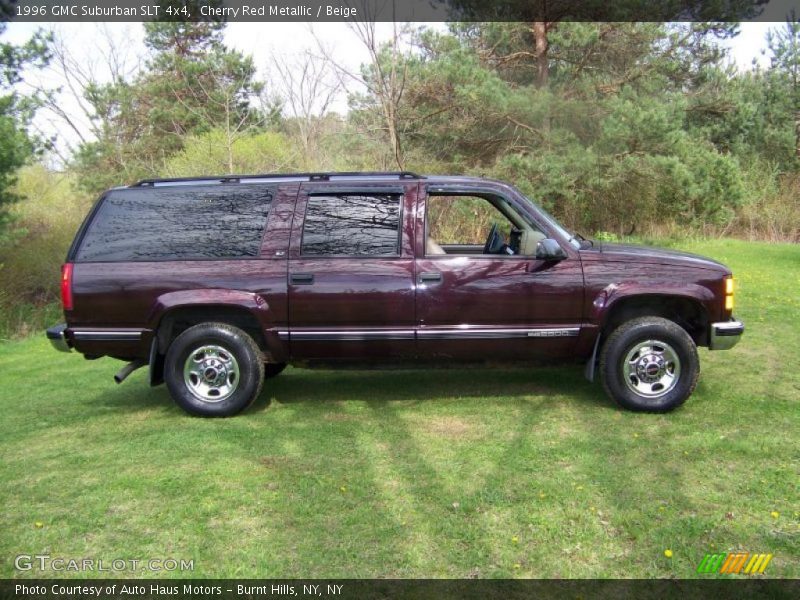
[301, 194, 401, 256]
[76, 185, 273, 261]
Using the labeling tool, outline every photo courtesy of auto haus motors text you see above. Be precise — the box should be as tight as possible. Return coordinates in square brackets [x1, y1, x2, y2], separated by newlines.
[13, 584, 345, 597]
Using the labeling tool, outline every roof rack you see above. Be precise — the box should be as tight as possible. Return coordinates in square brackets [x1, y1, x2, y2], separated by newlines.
[131, 171, 425, 187]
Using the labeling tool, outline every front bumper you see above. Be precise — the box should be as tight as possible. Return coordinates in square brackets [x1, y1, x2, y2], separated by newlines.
[709, 318, 744, 351]
[46, 323, 71, 353]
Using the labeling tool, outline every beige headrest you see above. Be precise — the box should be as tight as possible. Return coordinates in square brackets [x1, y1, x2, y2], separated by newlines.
[426, 237, 446, 255]
[520, 229, 546, 255]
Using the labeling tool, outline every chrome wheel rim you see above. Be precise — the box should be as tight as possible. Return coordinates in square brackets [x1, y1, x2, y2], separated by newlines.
[183, 344, 240, 402]
[622, 339, 681, 399]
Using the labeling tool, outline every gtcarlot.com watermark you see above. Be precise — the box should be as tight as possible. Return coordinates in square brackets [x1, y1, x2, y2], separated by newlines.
[15, 554, 194, 573]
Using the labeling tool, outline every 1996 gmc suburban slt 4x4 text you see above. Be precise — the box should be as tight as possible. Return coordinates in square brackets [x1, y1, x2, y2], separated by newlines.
[47, 172, 743, 416]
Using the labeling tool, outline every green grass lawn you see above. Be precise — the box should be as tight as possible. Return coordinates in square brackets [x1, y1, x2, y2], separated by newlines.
[0, 238, 797, 579]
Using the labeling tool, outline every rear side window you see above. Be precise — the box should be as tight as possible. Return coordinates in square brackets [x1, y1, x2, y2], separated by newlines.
[75, 185, 273, 261]
[301, 194, 401, 256]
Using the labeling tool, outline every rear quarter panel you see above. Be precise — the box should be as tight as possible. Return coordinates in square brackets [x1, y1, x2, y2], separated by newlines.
[66, 183, 297, 360]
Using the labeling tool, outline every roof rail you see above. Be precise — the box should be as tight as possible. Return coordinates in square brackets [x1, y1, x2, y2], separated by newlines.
[131, 171, 424, 187]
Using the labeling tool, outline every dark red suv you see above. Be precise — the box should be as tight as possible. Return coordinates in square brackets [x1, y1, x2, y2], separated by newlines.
[47, 172, 743, 416]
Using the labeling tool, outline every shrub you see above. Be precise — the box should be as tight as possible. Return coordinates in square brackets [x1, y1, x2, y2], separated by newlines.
[0, 166, 91, 338]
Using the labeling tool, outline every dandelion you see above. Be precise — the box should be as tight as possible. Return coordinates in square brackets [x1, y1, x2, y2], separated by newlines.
[664, 549, 673, 558]
[512, 536, 519, 544]
[513, 563, 521, 570]
[339, 486, 347, 492]
[771, 511, 779, 519]
[34, 522, 43, 529]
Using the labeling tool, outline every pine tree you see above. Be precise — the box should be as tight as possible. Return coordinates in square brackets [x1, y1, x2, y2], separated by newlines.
[767, 14, 800, 159]
[0, 24, 50, 237]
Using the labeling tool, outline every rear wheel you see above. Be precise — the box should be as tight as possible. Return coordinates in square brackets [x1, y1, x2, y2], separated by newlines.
[164, 322, 264, 417]
[600, 316, 699, 412]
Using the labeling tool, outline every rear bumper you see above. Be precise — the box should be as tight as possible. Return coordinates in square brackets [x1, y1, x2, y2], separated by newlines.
[46, 323, 71, 353]
[709, 318, 744, 351]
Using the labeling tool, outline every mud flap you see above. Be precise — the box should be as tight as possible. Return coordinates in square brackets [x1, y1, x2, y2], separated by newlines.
[148, 336, 165, 386]
[584, 333, 602, 383]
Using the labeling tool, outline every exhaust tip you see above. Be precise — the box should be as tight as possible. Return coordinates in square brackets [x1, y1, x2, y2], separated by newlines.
[114, 360, 146, 384]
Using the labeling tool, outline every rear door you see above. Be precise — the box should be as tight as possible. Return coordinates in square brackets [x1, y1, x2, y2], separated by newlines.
[286, 182, 417, 360]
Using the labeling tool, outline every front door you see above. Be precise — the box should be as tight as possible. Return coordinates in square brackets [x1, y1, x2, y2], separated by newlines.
[414, 188, 584, 360]
[286, 182, 417, 361]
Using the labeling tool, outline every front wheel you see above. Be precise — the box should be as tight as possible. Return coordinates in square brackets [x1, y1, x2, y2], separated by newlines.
[600, 317, 699, 412]
[164, 322, 265, 417]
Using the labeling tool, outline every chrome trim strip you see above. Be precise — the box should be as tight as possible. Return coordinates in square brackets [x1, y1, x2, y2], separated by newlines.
[283, 326, 580, 342]
[417, 327, 580, 340]
[72, 330, 143, 342]
[290, 329, 415, 341]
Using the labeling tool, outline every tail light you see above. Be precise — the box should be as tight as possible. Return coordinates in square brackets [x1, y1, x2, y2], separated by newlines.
[61, 263, 73, 311]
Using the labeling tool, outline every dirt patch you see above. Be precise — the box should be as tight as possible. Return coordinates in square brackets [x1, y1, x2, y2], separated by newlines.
[417, 416, 482, 439]
[258, 456, 294, 469]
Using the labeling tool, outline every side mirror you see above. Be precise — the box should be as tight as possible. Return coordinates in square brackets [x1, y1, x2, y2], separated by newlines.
[536, 238, 567, 261]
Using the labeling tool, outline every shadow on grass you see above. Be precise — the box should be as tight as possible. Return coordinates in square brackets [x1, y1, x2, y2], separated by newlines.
[77, 364, 616, 416]
[267, 366, 613, 409]
[358, 396, 549, 577]
[75, 365, 619, 576]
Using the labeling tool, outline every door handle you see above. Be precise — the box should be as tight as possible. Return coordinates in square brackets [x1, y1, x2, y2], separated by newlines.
[290, 273, 315, 285]
[419, 272, 442, 283]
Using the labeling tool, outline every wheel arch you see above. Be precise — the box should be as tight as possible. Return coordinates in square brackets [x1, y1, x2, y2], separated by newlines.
[595, 287, 712, 347]
[147, 290, 287, 385]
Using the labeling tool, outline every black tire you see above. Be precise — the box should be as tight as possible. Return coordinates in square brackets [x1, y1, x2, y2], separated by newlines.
[599, 316, 699, 413]
[164, 322, 264, 417]
[264, 363, 287, 379]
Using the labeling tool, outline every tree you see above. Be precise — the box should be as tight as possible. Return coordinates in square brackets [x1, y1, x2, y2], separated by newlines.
[271, 49, 341, 168]
[161, 47, 266, 173]
[0, 23, 50, 236]
[324, 19, 410, 169]
[767, 14, 800, 159]
[384, 22, 747, 232]
[75, 19, 265, 191]
[36, 24, 140, 162]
